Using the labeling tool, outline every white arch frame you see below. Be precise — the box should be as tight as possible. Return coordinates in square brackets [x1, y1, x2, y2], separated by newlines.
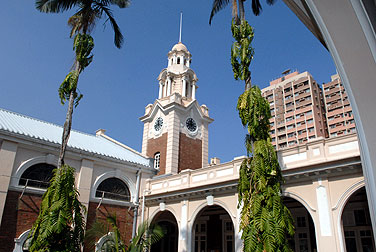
[13, 229, 30, 252]
[335, 180, 366, 252]
[149, 206, 180, 227]
[149, 208, 180, 251]
[188, 199, 236, 252]
[282, 190, 319, 252]
[95, 232, 113, 252]
[91, 170, 136, 203]
[11, 154, 58, 187]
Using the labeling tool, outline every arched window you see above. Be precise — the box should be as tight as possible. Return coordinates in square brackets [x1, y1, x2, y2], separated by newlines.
[19, 163, 55, 189]
[13, 230, 31, 252]
[177, 57, 181, 64]
[95, 178, 130, 202]
[154, 152, 161, 170]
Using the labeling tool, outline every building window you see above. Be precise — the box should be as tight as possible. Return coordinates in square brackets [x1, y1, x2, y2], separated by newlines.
[154, 152, 161, 169]
[14, 230, 31, 252]
[95, 178, 130, 202]
[177, 58, 181, 64]
[19, 163, 55, 189]
[286, 116, 294, 122]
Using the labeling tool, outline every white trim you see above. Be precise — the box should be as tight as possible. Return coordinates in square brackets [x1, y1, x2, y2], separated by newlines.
[350, 0, 376, 62]
[282, 190, 319, 251]
[91, 170, 136, 203]
[187, 200, 236, 252]
[13, 229, 30, 252]
[282, 191, 317, 212]
[11, 154, 57, 187]
[336, 182, 366, 252]
[95, 233, 112, 252]
[304, 0, 376, 241]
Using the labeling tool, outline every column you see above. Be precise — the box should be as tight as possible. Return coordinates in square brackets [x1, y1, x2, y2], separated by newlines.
[158, 81, 163, 99]
[165, 110, 180, 174]
[182, 78, 187, 97]
[314, 178, 339, 251]
[202, 122, 209, 168]
[178, 200, 188, 252]
[235, 194, 243, 252]
[192, 82, 196, 100]
[164, 80, 168, 97]
[0, 140, 18, 226]
[141, 122, 149, 156]
[77, 159, 94, 221]
[167, 78, 172, 96]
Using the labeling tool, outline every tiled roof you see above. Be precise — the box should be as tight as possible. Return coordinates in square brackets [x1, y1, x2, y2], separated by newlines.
[0, 108, 151, 167]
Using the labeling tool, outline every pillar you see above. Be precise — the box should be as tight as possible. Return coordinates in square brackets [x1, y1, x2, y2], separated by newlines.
[165, 110, 179, 174]
[77, 159, 94, 221]
[0, 140, 18, 226]
[178, 200, 188, 252]
[182, 78, 187, 97]
[164, 80, 168, 97]
[313, 178, 339, 251]
[192, 82, 196, 100]
[158, 81, 163, 99]
[167, 78, 172, 96]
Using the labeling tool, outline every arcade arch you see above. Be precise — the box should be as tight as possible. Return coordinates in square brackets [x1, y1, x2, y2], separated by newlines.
[151, 210, 179, 252]
[283, 196, 317, 252]
[192, 204, 235, 252]
[341, 187, 375, 252]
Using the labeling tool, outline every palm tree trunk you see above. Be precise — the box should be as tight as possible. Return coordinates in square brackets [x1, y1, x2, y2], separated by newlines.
[57, 61, 80, 169]
[232, 0, 239, 24]
[238, 0, 245, 21]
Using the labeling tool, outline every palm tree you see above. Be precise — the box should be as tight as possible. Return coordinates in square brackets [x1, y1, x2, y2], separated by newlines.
[209, 0, 276, 24]
[209, 0, 295, 251]
[35, 0, 130, 168]
[28, 2, 129, 251]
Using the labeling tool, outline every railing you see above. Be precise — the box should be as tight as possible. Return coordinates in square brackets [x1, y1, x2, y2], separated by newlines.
[18, 178, 50, 190]
[95, 190, 131, 202]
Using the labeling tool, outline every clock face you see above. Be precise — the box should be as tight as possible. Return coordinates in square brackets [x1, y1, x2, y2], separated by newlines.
[186, 118, 197, 132]
[154, 117, 163, 131]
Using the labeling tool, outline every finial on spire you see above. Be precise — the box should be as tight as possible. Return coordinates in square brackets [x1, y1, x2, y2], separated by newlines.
[179, 12, 183, 43]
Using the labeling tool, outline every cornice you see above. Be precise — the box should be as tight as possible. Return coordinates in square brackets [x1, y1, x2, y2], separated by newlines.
[140, 99, 214, 124]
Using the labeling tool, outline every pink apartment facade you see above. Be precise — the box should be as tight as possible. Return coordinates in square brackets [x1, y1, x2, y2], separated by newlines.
[323, 74, 356, 138]
[262, 71, 328, 150]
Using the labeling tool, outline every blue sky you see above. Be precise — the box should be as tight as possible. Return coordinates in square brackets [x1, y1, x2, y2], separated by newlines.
[0, 0, 335, 162]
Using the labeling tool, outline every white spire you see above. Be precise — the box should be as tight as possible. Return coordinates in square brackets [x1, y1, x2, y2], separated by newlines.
[179, 12, 183, 43]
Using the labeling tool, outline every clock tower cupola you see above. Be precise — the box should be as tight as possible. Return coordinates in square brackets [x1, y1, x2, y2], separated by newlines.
[140, 42, 213, 175]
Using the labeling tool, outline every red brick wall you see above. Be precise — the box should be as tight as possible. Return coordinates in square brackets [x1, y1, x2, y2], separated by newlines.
[0, 191, 42, 252]
[146, 133, 167, 175]
[178, 133, 202, 172]
[85, 202, 134, 252]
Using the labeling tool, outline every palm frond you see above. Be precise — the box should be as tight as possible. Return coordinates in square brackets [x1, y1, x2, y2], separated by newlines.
[35, 0, 80, 13]
[251, 0, 262, 16]
[94, 2, 124, 48]
[209, 0, 230, 25]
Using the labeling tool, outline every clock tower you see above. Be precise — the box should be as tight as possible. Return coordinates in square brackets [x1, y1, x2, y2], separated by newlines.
[140, 42, 214, 175]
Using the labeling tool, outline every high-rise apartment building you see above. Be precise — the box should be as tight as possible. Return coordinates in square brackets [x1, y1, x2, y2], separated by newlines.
[322, 74, 356, 137]
[262, 71, 327, 149]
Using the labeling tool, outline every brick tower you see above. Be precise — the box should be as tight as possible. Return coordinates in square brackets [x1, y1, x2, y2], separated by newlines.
[140, 42, 213, 175]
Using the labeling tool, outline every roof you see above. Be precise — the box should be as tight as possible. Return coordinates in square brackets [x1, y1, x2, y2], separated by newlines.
[0, 108, 151, 167]
[171, 42, 188, 52]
